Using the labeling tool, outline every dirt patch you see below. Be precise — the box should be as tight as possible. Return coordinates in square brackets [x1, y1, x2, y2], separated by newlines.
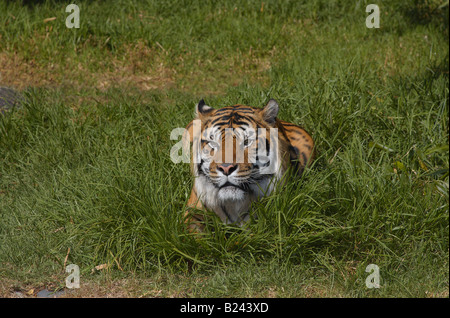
[1, 277, 148, 298]
[0, 51, 54, 89]
[0, 48, 175, 92]
[0, 41, 271, 95]
[91, 42, 176, 92]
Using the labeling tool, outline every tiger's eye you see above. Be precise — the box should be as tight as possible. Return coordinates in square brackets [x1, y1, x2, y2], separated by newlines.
[243, 137, 254, 148]
[208, 141, 219, 149]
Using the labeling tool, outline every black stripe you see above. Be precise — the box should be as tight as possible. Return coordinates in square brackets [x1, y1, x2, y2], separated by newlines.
[233, 106, 253, 110]
[210, 115, 233, 125]
[242, 116, 257, 125]
[289, 145, 300, 172]
[210, 121, 230, 127]
[219, 115, 232, 121]
[220, 204, 235, 223]
[191, 215, 203, 222]
[231, 112, 244, 120]
[203, 119, 211, 128]
[282, 122, 299, 127]
[232, 119, 251, 126]
[265, 139, 270, 156]
[288, 135, 301, 141]
[197, 159, 205, 175]
[283, 127, 304, 136]
[301, 152, 307, 165]
[214, 107, 233, 114]
[289, 145, 299, 157]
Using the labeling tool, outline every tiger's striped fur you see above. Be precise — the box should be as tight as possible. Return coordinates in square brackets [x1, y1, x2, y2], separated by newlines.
[183, 99, 314, 231]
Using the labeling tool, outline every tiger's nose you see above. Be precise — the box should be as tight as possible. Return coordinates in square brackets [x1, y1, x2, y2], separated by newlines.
[218, 163, 237, 176]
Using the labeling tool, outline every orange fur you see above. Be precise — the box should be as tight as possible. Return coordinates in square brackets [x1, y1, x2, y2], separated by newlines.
[183, 100, 314, 231]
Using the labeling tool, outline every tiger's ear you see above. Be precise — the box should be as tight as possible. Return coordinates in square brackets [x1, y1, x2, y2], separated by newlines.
[195, 99, 213, 118]
[260, 99, 279, 124]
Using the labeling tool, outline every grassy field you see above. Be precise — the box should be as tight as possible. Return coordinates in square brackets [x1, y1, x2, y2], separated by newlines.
[0, 0, 448, 298]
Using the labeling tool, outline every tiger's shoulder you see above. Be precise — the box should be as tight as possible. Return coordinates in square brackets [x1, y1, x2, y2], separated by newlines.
[276, 119, 315, 175]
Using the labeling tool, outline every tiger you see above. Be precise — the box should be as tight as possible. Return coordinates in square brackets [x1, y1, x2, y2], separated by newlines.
[183, 99, 314, 231]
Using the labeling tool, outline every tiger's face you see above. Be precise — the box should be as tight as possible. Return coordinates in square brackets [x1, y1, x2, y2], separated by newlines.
[184, 99, 314, 228]
[193, 100, 282, 204]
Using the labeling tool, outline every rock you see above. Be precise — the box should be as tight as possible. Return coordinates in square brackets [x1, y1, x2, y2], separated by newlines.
[36, 288, 67, 298]
[0, 86, 23, 114]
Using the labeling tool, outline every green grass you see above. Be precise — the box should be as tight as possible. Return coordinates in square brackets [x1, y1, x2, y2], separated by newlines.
[0, 0, 448, 297]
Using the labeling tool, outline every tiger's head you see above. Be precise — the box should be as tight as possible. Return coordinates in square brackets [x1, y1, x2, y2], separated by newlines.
[187, 99, 289, 223]
[183, 99, 314, 227]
